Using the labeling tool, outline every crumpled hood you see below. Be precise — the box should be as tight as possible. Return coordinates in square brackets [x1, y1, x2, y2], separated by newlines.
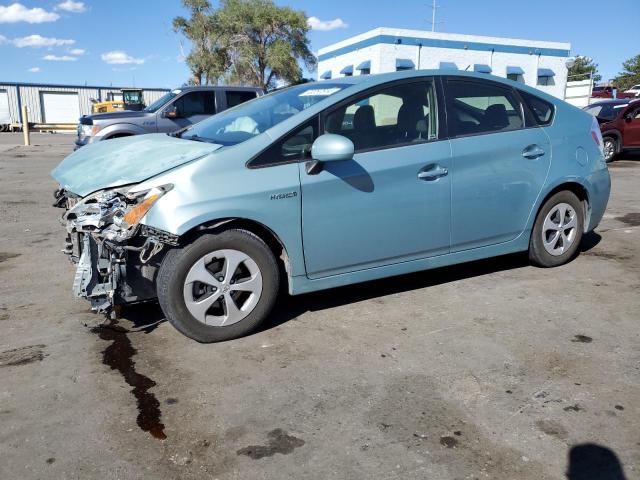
[52, 133, 222, 197]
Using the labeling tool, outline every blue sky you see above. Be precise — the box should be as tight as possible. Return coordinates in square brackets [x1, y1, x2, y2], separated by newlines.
[0, 0, 638, 88]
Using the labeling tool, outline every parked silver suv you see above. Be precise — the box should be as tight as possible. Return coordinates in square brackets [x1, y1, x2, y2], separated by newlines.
[75, 86, 263, 149]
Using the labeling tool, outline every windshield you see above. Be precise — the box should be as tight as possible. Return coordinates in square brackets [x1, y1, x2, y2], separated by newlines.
[144, 90, 180, 113]
[180, 83, 351, 145]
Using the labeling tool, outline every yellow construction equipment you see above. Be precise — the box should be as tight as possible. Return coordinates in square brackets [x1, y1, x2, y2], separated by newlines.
[91, 88, 145, 114]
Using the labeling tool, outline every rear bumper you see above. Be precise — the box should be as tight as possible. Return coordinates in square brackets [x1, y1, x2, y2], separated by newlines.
[586, 167, 611, 232]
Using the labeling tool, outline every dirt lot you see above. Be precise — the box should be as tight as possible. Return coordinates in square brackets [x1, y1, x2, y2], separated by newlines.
[0, 132, 638, 479]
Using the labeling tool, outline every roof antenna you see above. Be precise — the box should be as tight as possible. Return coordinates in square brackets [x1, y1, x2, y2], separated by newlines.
[464, 65, 470, 71]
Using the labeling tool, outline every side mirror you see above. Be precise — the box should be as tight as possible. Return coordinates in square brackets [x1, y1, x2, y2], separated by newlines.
[311, 134, 354, 162]
[163, 106, 179, 119]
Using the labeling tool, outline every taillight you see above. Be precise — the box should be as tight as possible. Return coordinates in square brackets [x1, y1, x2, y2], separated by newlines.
[590, 116, 604, 156]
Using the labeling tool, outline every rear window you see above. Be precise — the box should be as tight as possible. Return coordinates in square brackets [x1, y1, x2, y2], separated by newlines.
[226, 90, 258, 109]
[519, 90, 554, 126]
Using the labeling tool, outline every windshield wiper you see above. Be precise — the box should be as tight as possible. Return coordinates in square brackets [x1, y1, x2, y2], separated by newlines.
[182, 134, 215, 143]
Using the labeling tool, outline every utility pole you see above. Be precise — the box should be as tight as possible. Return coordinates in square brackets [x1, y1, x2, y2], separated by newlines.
[428, 0, 442, 32]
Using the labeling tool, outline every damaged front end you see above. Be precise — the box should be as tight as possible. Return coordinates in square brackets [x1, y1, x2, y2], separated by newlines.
[54, 185, 177, 316]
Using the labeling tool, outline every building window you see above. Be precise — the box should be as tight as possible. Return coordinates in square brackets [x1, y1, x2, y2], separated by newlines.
[507, 73, 524, 83]
[360, 68, 370, 75]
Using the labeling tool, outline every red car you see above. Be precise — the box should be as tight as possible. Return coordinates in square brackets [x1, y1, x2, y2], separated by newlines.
[583, 99, 640, 162]
[591, 85, 636, 99]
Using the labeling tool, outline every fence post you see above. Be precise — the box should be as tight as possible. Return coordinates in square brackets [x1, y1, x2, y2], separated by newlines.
[21, 105, 30, 146]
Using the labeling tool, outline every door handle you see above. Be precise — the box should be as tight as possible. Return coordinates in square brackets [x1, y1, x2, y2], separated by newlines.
[418, 164, 448, 180]
[522, 144, 545, 159]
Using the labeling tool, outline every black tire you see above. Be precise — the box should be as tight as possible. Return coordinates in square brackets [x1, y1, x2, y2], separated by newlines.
[157, 229, 280, 342]
[602, 136, 617, 163]
[529, 191, 584, 268]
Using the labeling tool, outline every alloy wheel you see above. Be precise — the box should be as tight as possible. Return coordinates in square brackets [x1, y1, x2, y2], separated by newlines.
[182, 249, 263, 326]
[541, 203, 578, 256]
[603, 139, 615, 161]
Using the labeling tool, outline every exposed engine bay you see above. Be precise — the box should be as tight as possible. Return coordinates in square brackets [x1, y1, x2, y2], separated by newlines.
[54, 185, 177, 316]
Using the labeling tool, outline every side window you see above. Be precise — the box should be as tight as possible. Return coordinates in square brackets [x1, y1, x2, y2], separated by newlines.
[226, 90, 257, 109]
[445, 79, 524, 137]
[174, 91, 215, 117]
[324, 80, 438, 152]
[251, 119, 318, 167]
[519, 90, 554, 126]
[632, 107, 640, 120]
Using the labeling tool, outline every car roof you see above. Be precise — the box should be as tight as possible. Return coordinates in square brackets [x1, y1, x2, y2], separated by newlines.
[587, 99, 630, 106]
[315, 69, 561, 104]
[174, 85, 263, 92]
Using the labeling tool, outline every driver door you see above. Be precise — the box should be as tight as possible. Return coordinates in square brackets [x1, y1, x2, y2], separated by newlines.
[299, 79, 451, 278]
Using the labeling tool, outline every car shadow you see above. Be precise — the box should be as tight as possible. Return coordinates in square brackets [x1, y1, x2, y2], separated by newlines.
[260, 232, 604, 333]
[118, 232, 603, 337]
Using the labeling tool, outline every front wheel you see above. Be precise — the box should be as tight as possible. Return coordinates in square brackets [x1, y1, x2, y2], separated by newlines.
[157, 230, 280, 342]
[529, 191, 584, 268]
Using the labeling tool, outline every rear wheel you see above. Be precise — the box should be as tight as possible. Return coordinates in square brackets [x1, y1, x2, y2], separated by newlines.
[602, 136, 617, 163]
[157, 230, 279, 342]
[529, 191, 584, 268]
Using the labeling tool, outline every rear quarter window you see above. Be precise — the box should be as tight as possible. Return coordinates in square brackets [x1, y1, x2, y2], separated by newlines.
[519, 90, 554, 126]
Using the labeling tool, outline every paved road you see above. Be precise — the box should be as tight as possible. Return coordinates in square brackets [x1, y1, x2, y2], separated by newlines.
[0, 133, 638, 479]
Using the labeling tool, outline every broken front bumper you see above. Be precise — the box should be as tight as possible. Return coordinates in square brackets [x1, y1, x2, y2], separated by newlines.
[55, 188, 178, 315]
[64, 228, 176, 314]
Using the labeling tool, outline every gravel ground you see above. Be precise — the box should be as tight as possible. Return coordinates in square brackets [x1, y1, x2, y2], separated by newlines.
[0, 132, 638, 479]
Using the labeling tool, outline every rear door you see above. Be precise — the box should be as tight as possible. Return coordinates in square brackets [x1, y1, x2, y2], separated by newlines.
[156, 90, 216, 132]
[444, 77, 551, 252]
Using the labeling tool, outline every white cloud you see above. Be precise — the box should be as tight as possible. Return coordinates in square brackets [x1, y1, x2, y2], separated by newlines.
[0, 3, 59, 23]
[28, 66, 40, 72]
[69, 48, 85, 55]
[101, 50, 144, 65]
[307, 16, 348, 31]
[56, 0, 86, 13]
[0, 34, 7, 44]
[43, 54, 77, 61]
[13, 34, 75, 48]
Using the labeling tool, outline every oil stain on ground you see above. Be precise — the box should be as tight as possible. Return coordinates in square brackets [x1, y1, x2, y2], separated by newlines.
[535, 419, 568, 440]
[616, 212, 640, 227]
[93, 320, 166, 440]
[0, 344, 46, 367]
[572, 335, 593, 343]
[0, 252, 21, 263]
[237, 429, 305, 459]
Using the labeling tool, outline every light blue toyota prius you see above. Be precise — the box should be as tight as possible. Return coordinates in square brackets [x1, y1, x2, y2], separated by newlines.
[52, 70, 611, 342]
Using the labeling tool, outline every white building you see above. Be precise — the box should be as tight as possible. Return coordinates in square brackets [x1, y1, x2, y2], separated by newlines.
[317, 28, 572, 99]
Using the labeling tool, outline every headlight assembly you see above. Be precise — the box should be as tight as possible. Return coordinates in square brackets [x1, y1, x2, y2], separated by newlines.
[64, 184, 172, 241]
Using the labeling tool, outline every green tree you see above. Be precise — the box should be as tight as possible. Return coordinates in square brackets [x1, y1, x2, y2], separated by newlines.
[174, 0, 316, 89]
[568, 55, 601, 82]
[614, 54, 640, 91]
[173, 0, 229, 85]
